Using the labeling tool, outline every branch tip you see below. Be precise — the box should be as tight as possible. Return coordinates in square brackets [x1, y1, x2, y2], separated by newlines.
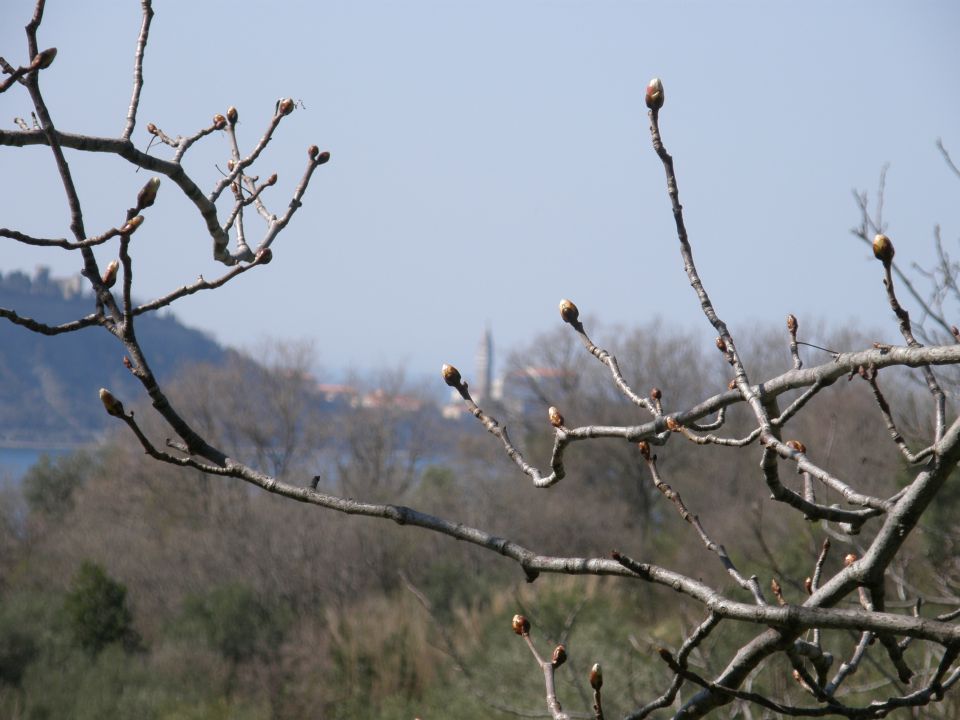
[511, 614, 530, 636]
[102, 260, 120, 288]
[120, 215, 144, 235]
[548, 406, 564, 428]
[873, 233, 895, 265]
[99, 388, 125, 418]
[559, 298, 580, 325]
[136, 177, 160, 209]
[589, 662, 603, 690]
[441, 363, 462, 388]
[645, 77, 664, 110]
[32, 47, 57, 69]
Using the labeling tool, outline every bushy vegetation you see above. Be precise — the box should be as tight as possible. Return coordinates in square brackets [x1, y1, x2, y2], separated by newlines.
[1, 324, 954, 718]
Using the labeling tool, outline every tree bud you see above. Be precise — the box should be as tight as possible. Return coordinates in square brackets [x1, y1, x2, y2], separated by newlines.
[786, 439, 806, 454]
[266, 173, 278, 186]
[33, 47, 58, 69]
[559, 298, 579, 325]
[548, 406, 564, 428]
[804, 576, 813, 595]
[120, 215, 144, 235]
[715, 336, 726, 353]
[872, 234, 894, 265]
[645, 77, 664, 110]
[213, 114, 227, 130]
[123, 356, 133, 370]
[511, 614, 530, 636]
[278, 98, 295, 116]
[552, 644, 567, 668]
[256, 247, 273, 264]
[136, 177, 161, 209]
[316, 151, 331, 165]
[666, 416, 681, 432]
[650, 387, 662, 401]
[99, 388, 125, 418]
[728, 378, 736, 390]
[786, 314, 798, 333]
[226, 106, 238, 124]
[308, 144, 320, 159]
[101, 260, 120, 288]
[844, 553, 857, 567]
[146, 122, 158, 135]
[441, 363, 462, 388]
[637, 441, 651, 460]
[589, 663, 603, 690]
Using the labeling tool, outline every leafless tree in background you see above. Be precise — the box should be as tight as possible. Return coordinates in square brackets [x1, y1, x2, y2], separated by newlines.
[3, 3, 960, 718]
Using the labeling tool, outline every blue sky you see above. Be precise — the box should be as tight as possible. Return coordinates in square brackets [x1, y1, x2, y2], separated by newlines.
[2, 1, 959, 380]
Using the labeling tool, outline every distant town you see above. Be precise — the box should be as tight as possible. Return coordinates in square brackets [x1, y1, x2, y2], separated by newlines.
[0, 268, 571, 450]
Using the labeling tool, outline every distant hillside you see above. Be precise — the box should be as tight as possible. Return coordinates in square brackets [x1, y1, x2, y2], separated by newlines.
[0, 268, 227, 443]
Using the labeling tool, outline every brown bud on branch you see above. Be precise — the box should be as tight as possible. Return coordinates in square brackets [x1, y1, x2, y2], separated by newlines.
[666, 416, 681, 432]
[212, 114, 227, 130]
[316, 151, 331, 165]
[278, 98, 295, 116]
[559, 298, 580, 325]
[33, 47, 58, 70]
[872, 234, 895, 265]
[844, 553, 857, 567]
[804, 577, 813, 595]
[512, 614, 530, 636]
[99, 388, 125, 418]
[120, 215, 144, 235]
[715, 336, 727, 353]
[589, 663, 603, 690]
[548, 406, 564, 428]
[308, 144, 320, 160]
[786, 314, 798, 333]
[771, 578, 786, 605]
[441, 364, 462, 388]
[645, 77, 664, 110]
[101, 260, 120, 288]
[136, 177, 161, 209]
[552, 644, 567, 668]
[637, 441, 651, 460]
[786, 439, 806, 454]
[255, 247, 273, 264]
[266, 173, 278, 186]
[650, 387, 662, 401]
[226, 106, 238, 125]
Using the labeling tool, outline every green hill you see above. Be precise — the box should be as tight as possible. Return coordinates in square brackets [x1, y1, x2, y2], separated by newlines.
[0, 268, 227, 443]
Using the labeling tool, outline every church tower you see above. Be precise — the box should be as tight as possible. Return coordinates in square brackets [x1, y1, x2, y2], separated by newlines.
[475, 325, 493, 402]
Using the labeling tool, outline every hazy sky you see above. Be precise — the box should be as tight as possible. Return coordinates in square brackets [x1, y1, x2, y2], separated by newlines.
[2, 1, 959, 382]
